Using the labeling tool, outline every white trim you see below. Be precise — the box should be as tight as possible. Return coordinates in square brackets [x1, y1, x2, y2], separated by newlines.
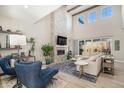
[114, 60, 124, 63]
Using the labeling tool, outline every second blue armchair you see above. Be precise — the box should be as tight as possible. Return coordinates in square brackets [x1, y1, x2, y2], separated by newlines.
[15, 61, 58, 88]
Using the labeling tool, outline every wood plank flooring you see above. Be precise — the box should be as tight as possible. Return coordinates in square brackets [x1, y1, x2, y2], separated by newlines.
[0, 62, 124, 88]
[52, 62, 124, 88]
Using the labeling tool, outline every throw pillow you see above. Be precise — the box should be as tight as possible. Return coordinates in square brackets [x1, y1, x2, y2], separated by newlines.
[10, 59, 16, 67]
[88, 54, 99, 61]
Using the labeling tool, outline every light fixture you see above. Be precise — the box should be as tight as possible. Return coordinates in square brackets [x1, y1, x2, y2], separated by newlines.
[24, 5, 28, 8]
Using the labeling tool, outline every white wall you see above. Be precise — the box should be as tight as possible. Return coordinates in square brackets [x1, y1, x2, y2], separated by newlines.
[0, 15, 27, 56]
[0, 6, 73, 64]
[25, 15, 52, 60]
[72, 5, 124, 61]
[0, 14, 52, 60]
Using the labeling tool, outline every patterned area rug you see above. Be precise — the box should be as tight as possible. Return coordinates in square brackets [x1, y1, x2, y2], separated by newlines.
[50, 61, 97, 83]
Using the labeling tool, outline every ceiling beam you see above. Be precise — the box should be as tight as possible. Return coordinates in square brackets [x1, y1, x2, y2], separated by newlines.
[67, 5, 82, 12]
[72, 5, 100, 16]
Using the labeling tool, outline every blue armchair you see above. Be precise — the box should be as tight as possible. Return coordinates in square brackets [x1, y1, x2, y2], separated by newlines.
[15, 61, 58, 88]
[0, 55, 16, 76]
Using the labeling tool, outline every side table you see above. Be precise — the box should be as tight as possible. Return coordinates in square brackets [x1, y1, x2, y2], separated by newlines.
[74, 61, 88, 78]
[102, 55, 114, 75]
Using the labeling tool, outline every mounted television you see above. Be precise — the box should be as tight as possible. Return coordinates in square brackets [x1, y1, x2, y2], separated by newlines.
[57, 36, 67, 45]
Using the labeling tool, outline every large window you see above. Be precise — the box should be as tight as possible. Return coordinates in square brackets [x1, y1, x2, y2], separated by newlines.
[101, 6, 112, 18]
[88, 11, 96, 23]
[78, 16, 84, 24]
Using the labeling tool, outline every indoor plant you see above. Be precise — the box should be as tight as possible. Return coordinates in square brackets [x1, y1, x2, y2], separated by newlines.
[41, 43, 53, 64]
[27, 37, 35, 56]
[80, 48, 84, 55]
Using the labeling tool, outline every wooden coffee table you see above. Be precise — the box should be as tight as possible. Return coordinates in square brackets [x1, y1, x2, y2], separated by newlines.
[74, 60, 88, 78]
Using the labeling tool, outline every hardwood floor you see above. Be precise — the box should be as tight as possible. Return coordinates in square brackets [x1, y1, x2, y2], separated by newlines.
[52, 62, 124, 88]
[0, 62, 124, 88]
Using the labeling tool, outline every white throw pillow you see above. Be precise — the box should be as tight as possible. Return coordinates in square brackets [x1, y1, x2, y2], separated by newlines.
[88, 55, 99, 61]
[91, 52, 99, 56]
[96, 56, 101, 62]
[10, 59, 16, 67]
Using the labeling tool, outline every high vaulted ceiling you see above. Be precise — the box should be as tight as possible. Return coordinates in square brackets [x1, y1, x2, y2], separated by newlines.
[0, 5, 61, 23]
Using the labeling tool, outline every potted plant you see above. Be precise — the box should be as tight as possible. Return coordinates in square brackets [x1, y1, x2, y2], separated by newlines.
[41, 43, 53, 64]
[67, 50, 72, 60]
[27, 37, 35, 56]
[80, 48, 84, 55]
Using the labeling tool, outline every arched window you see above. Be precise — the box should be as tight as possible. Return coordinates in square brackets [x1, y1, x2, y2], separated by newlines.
[78, 16, 84, 24]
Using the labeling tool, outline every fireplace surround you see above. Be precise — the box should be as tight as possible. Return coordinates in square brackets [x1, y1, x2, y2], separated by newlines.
[57, 50, 65, 55]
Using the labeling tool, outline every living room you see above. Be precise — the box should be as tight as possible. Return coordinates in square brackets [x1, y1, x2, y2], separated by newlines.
[0, 5, 124, 88]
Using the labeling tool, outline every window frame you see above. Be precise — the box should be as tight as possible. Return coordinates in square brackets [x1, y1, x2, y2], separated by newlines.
[100, 5, 112, 19]
[88, 10, 97, 23]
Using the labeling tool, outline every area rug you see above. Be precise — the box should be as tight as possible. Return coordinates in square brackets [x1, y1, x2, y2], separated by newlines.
[50, 61, 97, 83]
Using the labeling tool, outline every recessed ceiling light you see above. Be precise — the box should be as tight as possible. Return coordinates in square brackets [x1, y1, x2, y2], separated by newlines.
[24, 5, 28, 8]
